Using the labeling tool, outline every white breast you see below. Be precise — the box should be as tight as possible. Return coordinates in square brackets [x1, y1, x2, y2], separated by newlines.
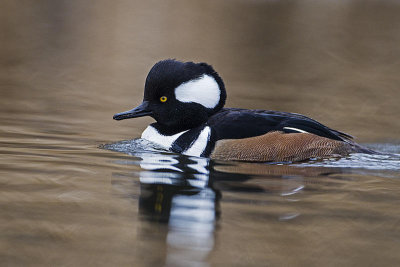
[141, 126, 187, 150]
[141, 125, 211, 157]
[183, 126, 211, 157]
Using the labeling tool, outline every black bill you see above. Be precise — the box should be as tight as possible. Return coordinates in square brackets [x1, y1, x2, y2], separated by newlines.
[113, 101, 152, 120]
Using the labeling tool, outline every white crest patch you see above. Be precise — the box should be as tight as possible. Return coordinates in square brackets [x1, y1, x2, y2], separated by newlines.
[183, 126, 211, 157]
[174, 75, 220, 109]
[141, 125, 188, 149]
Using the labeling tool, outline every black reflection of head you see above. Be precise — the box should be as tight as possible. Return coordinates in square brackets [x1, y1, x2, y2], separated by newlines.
[138, 155, 222, 224]
[139, 183, 213, 223]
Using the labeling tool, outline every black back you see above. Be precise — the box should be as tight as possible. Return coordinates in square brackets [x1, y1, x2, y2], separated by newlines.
[166, 108, 354, 157]
[207, 108, 353, 142]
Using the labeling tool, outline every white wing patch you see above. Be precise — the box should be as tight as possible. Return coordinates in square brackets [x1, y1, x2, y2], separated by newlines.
[174, 75, 220, 109]
[141, 126, 187, 149]
[183, 126, 211, 157]
[283, 127, 309, 133]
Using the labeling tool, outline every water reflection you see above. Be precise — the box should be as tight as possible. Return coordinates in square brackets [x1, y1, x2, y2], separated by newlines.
[105, 140, 357, 266]
[133, 153, 217, 267]
[101, 137, 400, 266]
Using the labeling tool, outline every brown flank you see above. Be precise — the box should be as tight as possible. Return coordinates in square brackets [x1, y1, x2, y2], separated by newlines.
[210, 131, 354, 162]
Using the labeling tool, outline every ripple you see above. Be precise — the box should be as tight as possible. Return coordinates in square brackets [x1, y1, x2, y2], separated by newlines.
[103, 139, 400, 172]
[296, 151, 400, 171]
[101, 138, 167, 154]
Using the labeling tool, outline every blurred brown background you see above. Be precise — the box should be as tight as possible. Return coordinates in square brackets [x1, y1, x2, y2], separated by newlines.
[1, 0, 399, 142]
[1, 2, 400, 266]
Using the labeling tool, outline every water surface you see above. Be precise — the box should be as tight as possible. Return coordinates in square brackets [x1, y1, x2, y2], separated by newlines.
[1, 1, 400, 266]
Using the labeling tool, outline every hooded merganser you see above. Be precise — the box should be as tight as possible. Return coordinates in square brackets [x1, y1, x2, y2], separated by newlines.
[113, 59, 373, 162]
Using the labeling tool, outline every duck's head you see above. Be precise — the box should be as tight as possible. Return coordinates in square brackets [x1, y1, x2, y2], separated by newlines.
[113, 59, 226, 133]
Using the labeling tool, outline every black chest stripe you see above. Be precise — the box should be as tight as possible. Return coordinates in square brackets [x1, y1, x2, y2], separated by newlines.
[171, 126, 205, 153]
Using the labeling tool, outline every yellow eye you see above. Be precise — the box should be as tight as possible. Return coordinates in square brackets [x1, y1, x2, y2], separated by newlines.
[160, 96, 167, 102]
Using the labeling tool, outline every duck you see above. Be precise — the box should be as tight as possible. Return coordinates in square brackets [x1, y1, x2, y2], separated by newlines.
[113, 59, 374, 162]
